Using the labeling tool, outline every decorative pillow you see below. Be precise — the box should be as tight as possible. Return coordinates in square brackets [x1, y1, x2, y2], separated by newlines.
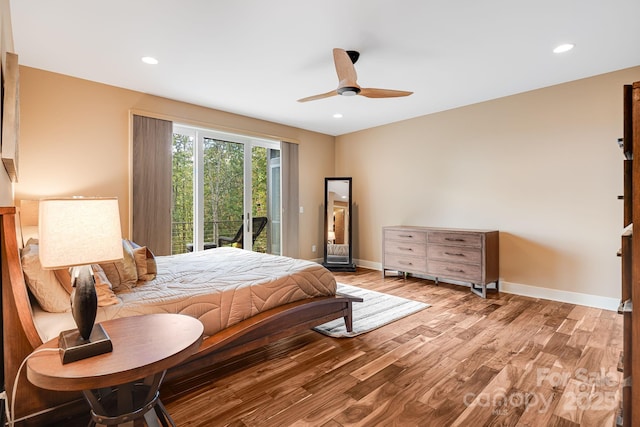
[21, 225, 39, 246]
[21, 240, 71, 313]
[99, 239, 138, 291]
[54, 268, 74, 294]
[53, 265, 119, 306]
[91, 264, 119, 306]
[132, 245, 157, 282]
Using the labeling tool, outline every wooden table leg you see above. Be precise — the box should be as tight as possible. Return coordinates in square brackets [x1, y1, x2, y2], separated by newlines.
[82, 371, 173, 426]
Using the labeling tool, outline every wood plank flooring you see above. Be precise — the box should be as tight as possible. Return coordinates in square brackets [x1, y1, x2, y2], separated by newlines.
[157, 269, 623, 427]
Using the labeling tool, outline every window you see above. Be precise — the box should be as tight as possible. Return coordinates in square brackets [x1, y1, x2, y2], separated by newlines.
[171, 125, 281, 255]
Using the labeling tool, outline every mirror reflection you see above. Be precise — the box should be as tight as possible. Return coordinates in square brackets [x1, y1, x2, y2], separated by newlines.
[323, 177, 355, 271]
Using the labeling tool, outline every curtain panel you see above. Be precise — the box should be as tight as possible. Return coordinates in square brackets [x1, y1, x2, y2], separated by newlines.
[281, 142, 299, 258]
[132, 114, 173, 255]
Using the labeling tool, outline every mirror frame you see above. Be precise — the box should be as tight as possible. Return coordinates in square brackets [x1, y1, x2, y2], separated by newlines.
[323, 177, 356, 272]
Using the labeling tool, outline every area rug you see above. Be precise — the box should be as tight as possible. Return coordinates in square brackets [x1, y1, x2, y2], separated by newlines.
[313, 283, 430, 338]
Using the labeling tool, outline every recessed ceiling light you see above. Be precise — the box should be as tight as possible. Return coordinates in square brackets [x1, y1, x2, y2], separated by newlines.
[141, 56, 159, 65]
[333, 113, 343, 119]
[553, 43, 575, 54]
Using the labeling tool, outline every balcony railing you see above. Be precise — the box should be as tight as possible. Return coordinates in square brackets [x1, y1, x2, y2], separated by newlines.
[171, 220, 267, 254]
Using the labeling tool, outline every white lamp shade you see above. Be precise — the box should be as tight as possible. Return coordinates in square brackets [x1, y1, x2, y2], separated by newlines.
[39, 197, 124, 269]
[328, 231, 336, 240]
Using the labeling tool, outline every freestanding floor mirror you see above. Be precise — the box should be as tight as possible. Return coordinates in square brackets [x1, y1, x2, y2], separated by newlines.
[323, 177, 356, 271]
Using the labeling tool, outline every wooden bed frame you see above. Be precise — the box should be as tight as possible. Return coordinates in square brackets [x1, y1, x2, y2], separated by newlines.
[1, 207, 361, 426]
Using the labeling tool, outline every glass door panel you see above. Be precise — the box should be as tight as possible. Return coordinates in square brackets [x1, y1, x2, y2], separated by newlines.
[171, 131, 194, 254]
[250, 145, 268, 252]
[171, 125, 281, 255]
[202, 137, 244, 250]
[268, 149, 281, 255]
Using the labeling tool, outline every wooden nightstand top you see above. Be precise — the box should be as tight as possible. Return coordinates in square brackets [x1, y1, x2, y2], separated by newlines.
[27, 313, 204, 391]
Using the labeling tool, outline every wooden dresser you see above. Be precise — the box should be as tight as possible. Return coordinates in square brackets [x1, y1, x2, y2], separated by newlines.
[382, 226, 499, 298]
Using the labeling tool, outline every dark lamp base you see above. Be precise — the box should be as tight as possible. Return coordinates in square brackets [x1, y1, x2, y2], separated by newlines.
[58, 323, 113, 364]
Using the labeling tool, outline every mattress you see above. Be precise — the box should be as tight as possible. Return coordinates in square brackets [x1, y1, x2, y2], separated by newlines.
[33, 247, 337, 341]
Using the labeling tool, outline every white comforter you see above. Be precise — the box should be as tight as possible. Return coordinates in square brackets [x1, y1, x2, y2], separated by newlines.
[33, 248, 336, 341]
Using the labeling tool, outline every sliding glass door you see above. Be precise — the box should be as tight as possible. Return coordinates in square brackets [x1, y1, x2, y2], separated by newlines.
[171, 125, 280, 255]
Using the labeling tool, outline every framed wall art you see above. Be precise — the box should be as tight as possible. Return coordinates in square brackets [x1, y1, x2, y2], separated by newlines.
[2, 51, 19, 182]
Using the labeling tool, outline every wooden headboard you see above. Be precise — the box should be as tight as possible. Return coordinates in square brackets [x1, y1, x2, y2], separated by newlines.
[1, 207, 85, 425]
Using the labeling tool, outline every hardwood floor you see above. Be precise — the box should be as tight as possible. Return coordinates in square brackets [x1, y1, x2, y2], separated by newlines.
[156, 269, 623, 427]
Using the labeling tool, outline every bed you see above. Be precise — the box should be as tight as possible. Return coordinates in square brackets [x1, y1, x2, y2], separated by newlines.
[1, 207, 360, 425]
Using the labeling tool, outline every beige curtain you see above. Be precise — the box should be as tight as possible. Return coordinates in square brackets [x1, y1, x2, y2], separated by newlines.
[132, 115, 173, 255]
[281, 142, 299, 258]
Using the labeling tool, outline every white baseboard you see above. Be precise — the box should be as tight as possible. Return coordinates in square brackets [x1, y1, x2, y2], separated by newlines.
[350, 259, 619, 312]
[499, 281, 620, 311]
[353, 259, 380, 271]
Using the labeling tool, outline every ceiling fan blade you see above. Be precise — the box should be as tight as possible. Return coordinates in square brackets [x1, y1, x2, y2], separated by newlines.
[359, 88, 413, 98]
[297, 90, 338, 103]
[333, 48, 358, 87]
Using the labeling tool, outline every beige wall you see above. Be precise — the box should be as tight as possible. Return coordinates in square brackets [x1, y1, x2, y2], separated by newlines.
[13, 59, 640, 300]
[336, 66, 640, 299]
[15, 66, 335, 259]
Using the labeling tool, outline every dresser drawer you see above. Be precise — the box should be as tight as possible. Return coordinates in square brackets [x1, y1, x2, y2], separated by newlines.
[428, 232, 481, 248]
[428, 260, 482, 282]
[385, 240, 427, 257]
[427, 244, 481, 264]
[384, 253, 427, 273]
[384, 229, 427, 244]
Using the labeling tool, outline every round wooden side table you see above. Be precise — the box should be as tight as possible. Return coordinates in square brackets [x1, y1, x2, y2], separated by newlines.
[27, 313, 204, 426]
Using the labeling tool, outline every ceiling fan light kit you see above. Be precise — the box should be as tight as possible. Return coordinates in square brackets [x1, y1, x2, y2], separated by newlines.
[337, 86, 360, 96]
[298, 48, 413, 103]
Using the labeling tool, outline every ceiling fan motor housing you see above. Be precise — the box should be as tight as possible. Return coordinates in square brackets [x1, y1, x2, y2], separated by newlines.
[346, 50, 360, 64]
[337, 86, 361, 96]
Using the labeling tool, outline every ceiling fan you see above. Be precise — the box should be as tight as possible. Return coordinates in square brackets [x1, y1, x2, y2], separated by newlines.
[297, 48, 413, 103]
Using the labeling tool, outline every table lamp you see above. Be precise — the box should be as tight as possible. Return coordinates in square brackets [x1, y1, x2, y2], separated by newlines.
[39, 197, 123, 364]
[327, 231, 335, 243]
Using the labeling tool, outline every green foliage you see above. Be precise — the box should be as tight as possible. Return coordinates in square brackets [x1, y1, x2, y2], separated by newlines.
[171, 133, 272, 254]
[252, 146, 268, 252]
[203, 137, 245, 242]
[171, 133, 194, 254]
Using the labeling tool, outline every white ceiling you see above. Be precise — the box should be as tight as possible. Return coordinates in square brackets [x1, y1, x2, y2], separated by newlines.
[10, 0, 640, 136]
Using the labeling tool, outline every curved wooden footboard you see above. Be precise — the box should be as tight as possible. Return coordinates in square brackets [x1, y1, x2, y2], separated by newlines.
[0, 207, 359, 426]
[168, 294, 359, 381]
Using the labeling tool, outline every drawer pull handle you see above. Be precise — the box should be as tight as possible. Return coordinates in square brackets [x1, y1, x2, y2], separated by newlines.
[398, 234, 414, 238]
[444, 252, 464, 257]
[445, 238, 465, 242]
[399, 261, 413, 266]
[398, 247, 414, 251]
[446, 267, 465, 273]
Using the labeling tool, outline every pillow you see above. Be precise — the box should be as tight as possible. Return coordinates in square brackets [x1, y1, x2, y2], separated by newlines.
[21, 241, 71, 313]
[53, 265, 119, 306]
[91, 264, 119, 306]
[54, 268, 74, 294]
[99, 239, 138, 291]
[132, 245, 157, 282]
[21, 225, 39, 246]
